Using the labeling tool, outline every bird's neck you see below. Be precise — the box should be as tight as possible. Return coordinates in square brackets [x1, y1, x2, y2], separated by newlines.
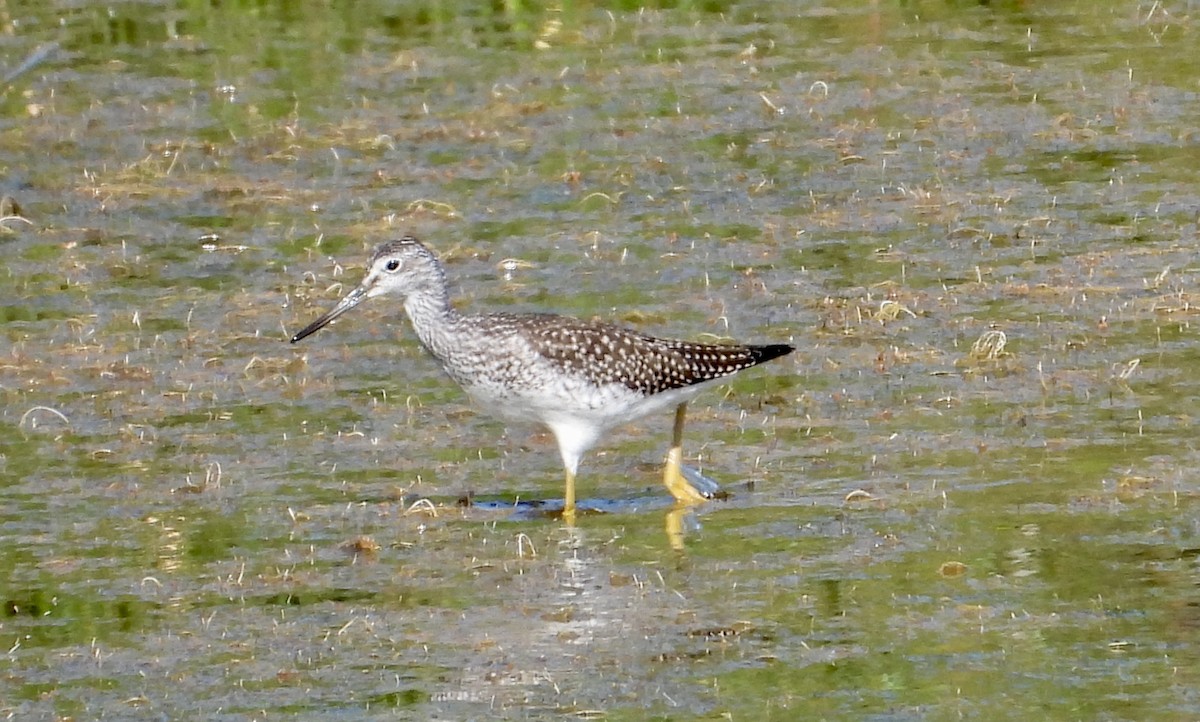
[403, 285, 463, 359]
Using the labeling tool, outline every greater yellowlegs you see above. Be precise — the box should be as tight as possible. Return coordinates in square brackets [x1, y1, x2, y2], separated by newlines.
[291, 236, 792, 519]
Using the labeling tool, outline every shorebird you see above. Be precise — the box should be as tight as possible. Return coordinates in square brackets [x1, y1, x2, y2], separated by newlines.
[291, 236, 792, 519]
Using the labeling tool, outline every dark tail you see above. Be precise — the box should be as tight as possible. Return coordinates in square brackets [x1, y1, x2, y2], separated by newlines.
[748, 344, 794, 365]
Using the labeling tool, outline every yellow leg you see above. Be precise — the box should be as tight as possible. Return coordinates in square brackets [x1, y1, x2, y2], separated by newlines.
[563, 467, 577, 525]
[662, 403, 709, 505]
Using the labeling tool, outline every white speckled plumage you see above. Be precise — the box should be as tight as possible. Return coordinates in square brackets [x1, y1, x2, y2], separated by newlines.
[291, 236, 792, 516]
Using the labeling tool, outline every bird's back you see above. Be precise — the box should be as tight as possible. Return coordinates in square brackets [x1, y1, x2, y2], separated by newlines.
[423, 311, 790, 421]
[512, 313, 791, 395]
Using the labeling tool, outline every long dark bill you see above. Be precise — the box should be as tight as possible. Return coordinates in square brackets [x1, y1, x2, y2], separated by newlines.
[290, 285, 369, 343]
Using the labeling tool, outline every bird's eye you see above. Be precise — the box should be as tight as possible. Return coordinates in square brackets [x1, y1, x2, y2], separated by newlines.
[385, 259, 401, 271]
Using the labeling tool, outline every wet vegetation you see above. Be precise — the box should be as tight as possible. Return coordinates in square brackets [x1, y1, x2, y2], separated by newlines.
[2, 0, 1199, 719]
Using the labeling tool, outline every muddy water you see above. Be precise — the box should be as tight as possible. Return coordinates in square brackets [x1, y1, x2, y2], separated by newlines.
[3, 0, 1199, 719]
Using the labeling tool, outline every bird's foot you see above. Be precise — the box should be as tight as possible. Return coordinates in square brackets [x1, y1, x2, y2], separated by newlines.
[679, 464, 721, 498]
[663, 462, 713, 505]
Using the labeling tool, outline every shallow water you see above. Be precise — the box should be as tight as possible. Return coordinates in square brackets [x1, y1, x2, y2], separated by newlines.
[2, 0, 1200, 719]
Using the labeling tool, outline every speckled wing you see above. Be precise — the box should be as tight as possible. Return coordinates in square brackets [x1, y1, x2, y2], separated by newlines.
[509, 313, 793, 396]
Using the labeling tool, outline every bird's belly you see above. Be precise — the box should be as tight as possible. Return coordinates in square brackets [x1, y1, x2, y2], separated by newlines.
[460, 377, 705, 431]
